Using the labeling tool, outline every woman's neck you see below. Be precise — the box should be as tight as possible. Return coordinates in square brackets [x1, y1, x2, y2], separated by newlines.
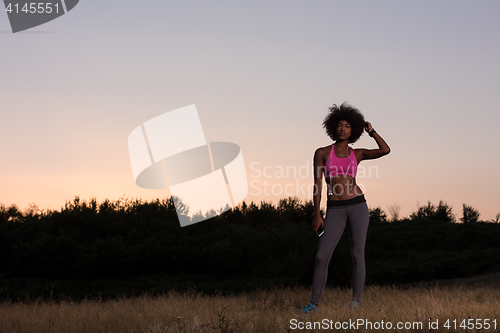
[334, 140, 349, 149]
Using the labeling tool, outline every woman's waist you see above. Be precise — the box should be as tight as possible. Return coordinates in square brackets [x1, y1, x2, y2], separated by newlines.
[326, 177, 363, 200]
[327, 194, 366, 207]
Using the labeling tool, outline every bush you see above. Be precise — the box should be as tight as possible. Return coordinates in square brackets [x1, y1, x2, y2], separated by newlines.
[369, 207, 387, 223]
[461, 204, 480, 223]
[410, 200, 454, 223]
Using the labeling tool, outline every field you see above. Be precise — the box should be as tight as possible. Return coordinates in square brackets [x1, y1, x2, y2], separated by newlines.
[2, 274, 500, 333]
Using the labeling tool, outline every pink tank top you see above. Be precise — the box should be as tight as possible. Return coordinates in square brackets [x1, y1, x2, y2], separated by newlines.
[324, 144, 357, 178]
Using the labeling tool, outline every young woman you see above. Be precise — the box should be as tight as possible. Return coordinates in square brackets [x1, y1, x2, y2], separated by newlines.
[300, 102, 390, 313]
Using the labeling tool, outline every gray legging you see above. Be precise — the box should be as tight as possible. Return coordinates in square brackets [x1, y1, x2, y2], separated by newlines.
[311, 195, 370, 305]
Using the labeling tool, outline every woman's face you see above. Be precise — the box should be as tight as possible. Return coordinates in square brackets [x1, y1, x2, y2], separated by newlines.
[336, 120, 351, 141]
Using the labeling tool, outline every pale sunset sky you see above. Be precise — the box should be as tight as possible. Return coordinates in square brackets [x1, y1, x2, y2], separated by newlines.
[1, 1, 499, 221]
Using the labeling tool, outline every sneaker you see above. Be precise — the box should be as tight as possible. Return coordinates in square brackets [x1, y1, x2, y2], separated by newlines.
[300, 302, 320, 313]
[349, 301, 360, 310]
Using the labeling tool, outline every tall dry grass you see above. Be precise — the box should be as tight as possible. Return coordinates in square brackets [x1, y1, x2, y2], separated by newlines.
[1, 283, 500, 333]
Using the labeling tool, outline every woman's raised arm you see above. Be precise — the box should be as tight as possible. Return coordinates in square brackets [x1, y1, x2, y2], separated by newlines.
[359, 121, 391, 161]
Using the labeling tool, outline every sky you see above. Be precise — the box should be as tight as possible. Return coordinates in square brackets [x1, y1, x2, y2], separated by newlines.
[1, 0, 499, 221]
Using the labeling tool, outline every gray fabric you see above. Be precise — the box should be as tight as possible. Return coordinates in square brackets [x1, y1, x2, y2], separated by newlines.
[311, 201, 370, 305]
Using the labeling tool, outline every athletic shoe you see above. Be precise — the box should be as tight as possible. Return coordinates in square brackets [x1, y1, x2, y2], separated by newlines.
[300, 302, 320, 313]
[349, 301, 360, 310]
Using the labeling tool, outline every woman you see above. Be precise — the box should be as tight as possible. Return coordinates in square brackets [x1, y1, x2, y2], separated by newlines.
[300, 102, 390, 313]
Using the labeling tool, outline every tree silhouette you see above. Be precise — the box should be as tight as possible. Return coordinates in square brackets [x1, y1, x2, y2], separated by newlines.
[369, 207, 387, 222]
[410, 200, 454, 222]
[461, 204, 480, 223]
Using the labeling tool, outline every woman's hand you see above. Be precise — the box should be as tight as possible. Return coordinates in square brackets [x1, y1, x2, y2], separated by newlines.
[365, 121, 373, 133]
[312, 214, 324, 233]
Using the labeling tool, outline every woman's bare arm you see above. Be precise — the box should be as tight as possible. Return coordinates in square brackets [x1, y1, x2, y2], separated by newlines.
[312, 148, 325, 231]
[359, 121, 390, 161]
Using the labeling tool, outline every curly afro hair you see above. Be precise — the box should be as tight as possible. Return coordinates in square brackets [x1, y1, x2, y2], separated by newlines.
[322, 102, 365, 143]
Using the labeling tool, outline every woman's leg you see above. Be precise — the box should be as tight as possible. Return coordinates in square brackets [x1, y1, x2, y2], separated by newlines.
[346, 202, 370, 301]
[310, 207, 348, 305]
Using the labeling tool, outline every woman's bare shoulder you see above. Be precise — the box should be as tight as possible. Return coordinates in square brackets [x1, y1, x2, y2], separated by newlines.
[314, 144, 332, 158]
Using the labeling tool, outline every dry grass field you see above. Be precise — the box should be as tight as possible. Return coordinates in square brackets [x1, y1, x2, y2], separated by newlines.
[1, 274, 500, 333]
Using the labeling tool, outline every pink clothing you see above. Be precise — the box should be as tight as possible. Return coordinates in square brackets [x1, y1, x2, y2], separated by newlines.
[324, 144, 357, 178]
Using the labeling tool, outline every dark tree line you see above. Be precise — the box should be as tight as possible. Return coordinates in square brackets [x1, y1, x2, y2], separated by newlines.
[0, 197, 499, 301]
